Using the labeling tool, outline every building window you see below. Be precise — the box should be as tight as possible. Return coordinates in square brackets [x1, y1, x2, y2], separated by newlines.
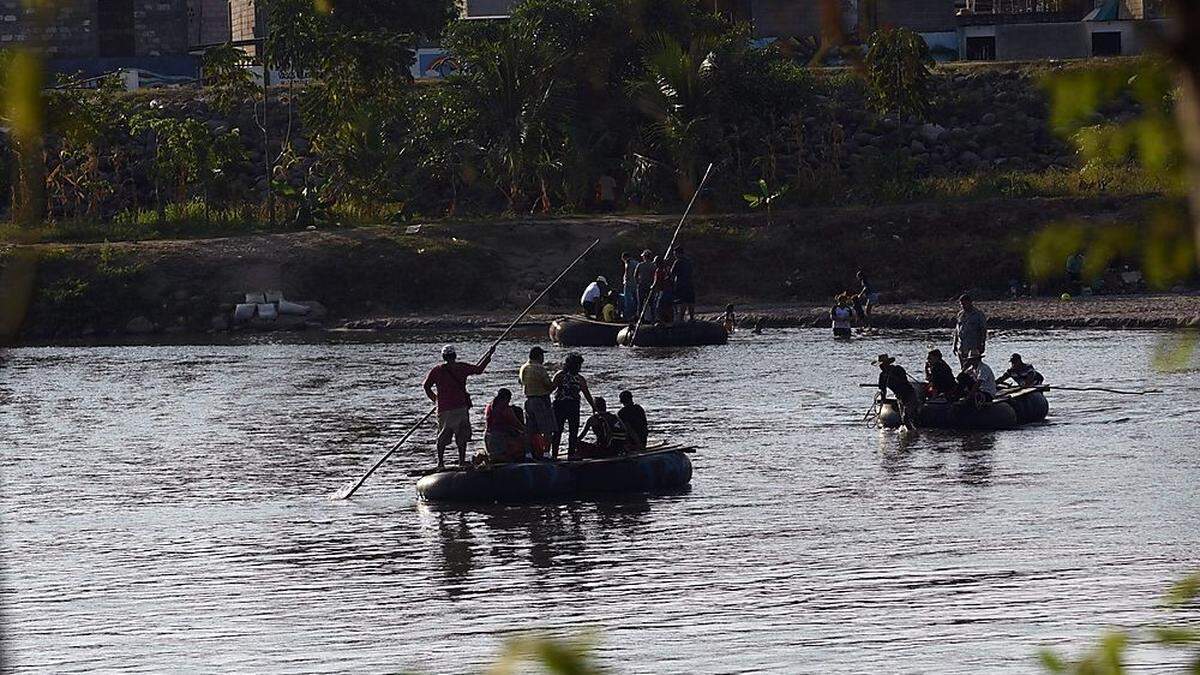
[965, 36, 996, 60]
[98, 0, 136, 57]
[1091, 31, 1122, 56]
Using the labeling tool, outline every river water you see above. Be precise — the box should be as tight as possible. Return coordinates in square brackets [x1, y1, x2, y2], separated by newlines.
[1, 328, 1198, 673]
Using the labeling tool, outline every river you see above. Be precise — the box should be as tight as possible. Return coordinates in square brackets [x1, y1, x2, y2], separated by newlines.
[2, 328, 1197, 673]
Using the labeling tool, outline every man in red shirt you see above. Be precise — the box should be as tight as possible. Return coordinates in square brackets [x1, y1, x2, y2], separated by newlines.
[423, 344, 493, 467]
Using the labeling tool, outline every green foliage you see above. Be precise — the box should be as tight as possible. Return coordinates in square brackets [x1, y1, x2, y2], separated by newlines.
[864, 27, 934, 120]
[201, 43, 257, 116]
[1039, 572, 1200, 674]
[1033, 58, 1197, 289]
[129, 110, 245, 212]
[32, 244, 146, 332]
[487, 635, 602, 675]
[263, 0, 454, 207]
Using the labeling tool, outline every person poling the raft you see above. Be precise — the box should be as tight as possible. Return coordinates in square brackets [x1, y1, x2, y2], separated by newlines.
[424, 344, 493, 468]
[997, 353, 1045, 388]
[580, 276, 608, 319]
[577, 397, 629, 458]
[831, 293, 854, 339]
[875, 353, 919, 430]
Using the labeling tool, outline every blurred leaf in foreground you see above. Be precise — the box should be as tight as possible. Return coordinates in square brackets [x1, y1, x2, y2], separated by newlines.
[487, 635, 602, 675]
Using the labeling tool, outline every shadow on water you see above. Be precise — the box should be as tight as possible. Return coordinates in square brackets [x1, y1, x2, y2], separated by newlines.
[417, 493, 669, 591]
[877, 429, 996, 485]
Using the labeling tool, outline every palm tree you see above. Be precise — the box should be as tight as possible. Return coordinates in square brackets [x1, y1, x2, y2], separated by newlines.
[627, 32, 722, 200]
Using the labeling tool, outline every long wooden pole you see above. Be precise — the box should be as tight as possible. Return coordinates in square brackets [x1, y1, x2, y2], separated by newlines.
[331, 238, 602, 500]
[628, 162, 714, 345]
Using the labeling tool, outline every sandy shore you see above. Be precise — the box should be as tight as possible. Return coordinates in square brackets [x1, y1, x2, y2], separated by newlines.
[340, 293, 1200, 333]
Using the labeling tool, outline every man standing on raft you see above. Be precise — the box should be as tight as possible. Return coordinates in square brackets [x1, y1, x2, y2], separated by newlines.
[424, 344, 493, 468]
[953, 293, 987, 369]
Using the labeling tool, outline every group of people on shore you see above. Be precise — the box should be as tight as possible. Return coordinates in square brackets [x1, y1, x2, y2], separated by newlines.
[873, 293, 1044, 429]
[831, 270, 879, 337]
[581, 247, 696, 325]
[423, 344, 650, 468]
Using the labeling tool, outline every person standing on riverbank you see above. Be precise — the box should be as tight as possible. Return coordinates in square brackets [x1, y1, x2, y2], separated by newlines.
[857, 270, 879, 325]
[519, 346, 556, 458]
[953, 293, 987, 368]
[424, 344, 493, 468]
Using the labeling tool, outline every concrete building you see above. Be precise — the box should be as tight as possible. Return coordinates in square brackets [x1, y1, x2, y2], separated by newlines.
[957, 0, 1167, 59]
[0, 0, 230, 78]
[459, 0, 1167, 61]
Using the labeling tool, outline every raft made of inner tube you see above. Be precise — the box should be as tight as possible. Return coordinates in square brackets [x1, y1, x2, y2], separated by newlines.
[999, 387, 1050, 424]
[416, 446, 693, 503]
[549, 316, 626, 347]
[617, 321, 728, 347]
[877, 387, 1049, 431]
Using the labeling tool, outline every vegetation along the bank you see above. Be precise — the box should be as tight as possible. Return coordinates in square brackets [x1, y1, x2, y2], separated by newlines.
[0, 0, 1183, 240]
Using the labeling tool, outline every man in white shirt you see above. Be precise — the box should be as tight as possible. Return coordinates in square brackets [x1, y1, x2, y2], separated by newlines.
[580, 276, 607, 318]
[962, 349, 997, 401]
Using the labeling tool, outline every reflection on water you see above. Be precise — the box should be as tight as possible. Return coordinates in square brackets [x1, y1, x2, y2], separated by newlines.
[1, 329, 1198, 673]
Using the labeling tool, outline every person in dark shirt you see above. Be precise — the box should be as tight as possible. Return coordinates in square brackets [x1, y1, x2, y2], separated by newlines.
[671, 246, 696, 322]
[924, 349, 958, 400]
[578, 397, 628, 458]
[617, 390, 648, 452]
[997, 353, 1045, 388]
[875, 353, 918, 430]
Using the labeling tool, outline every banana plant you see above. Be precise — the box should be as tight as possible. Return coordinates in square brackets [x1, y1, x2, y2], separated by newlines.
[743, 178, 789, 225]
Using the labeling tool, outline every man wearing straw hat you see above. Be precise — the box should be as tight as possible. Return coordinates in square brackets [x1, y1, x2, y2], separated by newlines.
[875, 353, 919, 430]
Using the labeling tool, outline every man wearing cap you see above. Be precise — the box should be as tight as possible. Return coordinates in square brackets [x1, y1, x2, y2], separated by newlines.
[875, 353, 919, 430]
[580, 276, 608, 318]
[997, 353, 1044, 388]
[961, 349, 998, 402]
[953, 293, 987, 369]
[423, 344, 493, 467]
[518, 346, 556, 457]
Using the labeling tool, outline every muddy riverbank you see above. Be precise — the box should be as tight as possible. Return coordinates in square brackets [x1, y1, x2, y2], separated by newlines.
[341, 294, 1200, 334]
[3, 194, 1195, 345]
